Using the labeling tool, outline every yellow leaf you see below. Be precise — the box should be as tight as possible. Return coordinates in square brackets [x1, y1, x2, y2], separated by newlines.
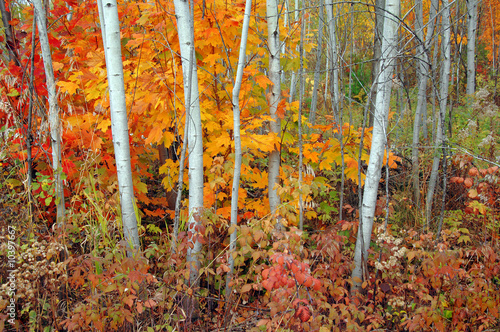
[97, 118, 111, 132]
[57, 80, 80, 95]
[145, 126, 162, 145]
[134, 181, 148, 194]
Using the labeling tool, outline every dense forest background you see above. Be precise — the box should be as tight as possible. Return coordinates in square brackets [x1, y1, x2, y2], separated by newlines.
[0, 0, 499, 330]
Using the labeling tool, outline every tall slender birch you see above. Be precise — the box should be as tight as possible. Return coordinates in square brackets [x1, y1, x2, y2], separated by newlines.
[325, 0, 343, 219]
[33, 0, 65, 224]
[288, 0, 300, 104]
[226, 0, 252, 295]
[466, 0, 478, 97]
[426, 0, 451, 227]
[97, 0, 140, 250]
[352, 0, 399, 289]
[309, 0, 324, 125]
[325, 0, 339, 125]
[369, 0, 386, 127]
[411, 0, 438, 213]
[267, 0, 281, 225]
[298, 0, 306, 230]
[173, 0, 204, 290]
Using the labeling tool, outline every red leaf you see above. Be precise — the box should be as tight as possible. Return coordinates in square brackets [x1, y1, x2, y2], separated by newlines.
[295, 306, 311, 322]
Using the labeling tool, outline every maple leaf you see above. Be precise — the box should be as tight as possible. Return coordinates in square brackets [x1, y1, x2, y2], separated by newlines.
[58, 81, 80, 95]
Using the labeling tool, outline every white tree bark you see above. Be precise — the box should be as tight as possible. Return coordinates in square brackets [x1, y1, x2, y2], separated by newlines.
[426, 0, 451, 228]
[97, 0, 140, 251]
[411, 0, 438, 213]
[173, 0, 204, 290]
[309, 0, 324, 125]
[226, 0, 252, 295]
[369, 0, 386, 128]
[298, 0, 306, 230]
[351, 0, 399, 289]
[325, 0, 339, 125]
[288, 0, 300, 104]
[33, 0, 65, 224]
[466, 0, 478, 97]
[267, 0, 281, 226]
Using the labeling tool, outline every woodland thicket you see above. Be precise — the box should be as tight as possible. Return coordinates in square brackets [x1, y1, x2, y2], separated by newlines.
[0, 0, 499, 331]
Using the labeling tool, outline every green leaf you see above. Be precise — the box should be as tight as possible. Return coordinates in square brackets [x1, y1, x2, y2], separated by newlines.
[443, 309, 453, 320]
[6, 178, 22, 188]
[7, 89, 19, 97]
[458, 235, 471, 244]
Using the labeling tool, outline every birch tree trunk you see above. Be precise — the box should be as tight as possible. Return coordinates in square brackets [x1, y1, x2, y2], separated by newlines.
[97, 0, 140, 251]
[425, 0, 451, 228]
[325, 0, 339, 125]
[309, 0, 324, 125]
[267, 0, 281, 226]
[289, 74, 298, 103]
[226, 0, 252, 296]
[173, 0, 204, 295]
[466, 0, 478, 97]
[351, 0, 399, 290]
[33, 0, 66, 224]
[298, 0, 306, 230]
[288, 0, 300, 104]
[411, 0, 438, 213]
[369, 0, 385, 128]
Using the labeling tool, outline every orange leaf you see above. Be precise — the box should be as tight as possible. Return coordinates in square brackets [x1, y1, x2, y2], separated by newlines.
[468, 189, 478, 199]
[464, 178, 474, 188]
[296, 273, 306, 285]
[262, 268, 270, 280]
[468, 167, 478, 176]
[241, 284, 253, 293]
[136, 301, 144, 314]
[262, 279, 273, 291]
[144, 299, 156, 308]
[313, 279, 321, 291]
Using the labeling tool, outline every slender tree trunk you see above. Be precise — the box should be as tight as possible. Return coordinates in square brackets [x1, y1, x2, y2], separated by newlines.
[26, 20, 36, 224]
[309, 0, 324, 125]
[0, 0, 19, 65]
[173, 0, 204, 306]
[352, 0, 399, 290]
[298, 0, 306, 230]
[369, 0, 385, 128]
[325, 0, 339, 125]
[226, 0, 252, 296]
[288, 0, 300, 104]
[411, 0, 438, 213]
[33, 0, 66, 225]
[267, 0, 281, 227]
[97, 0, 139, 251]
[466, 0, 478, 97]
[425, 0, 451, 229]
